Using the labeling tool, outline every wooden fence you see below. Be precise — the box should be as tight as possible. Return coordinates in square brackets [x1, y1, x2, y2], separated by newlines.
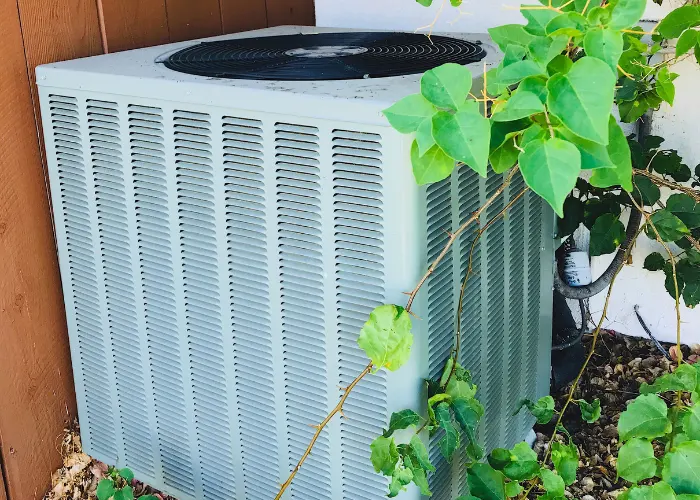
[0, 2, 314, 499]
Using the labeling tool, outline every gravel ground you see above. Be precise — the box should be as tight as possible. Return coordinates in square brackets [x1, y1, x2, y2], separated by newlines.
[533, 330, 693, 499]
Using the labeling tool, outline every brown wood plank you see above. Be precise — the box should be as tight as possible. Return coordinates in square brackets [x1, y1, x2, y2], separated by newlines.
[0, 1, 81, 500]
[266, 0, 315, 26]
[220, 0, 268, 34]
[166, 0, 223, 42]
[100, 0, 170, 52]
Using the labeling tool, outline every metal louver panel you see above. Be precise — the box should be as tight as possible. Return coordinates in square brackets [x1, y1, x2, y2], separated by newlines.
[332, 129, 388, 500]
[41, 87, 553, 500]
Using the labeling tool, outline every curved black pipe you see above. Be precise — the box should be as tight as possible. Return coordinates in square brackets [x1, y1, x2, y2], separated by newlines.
[554, 114, 651, 300]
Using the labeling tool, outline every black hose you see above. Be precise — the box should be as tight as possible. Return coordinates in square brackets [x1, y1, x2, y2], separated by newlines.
[554, 114, 651, 300]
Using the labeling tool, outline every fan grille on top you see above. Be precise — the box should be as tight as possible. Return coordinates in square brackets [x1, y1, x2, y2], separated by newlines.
[163, 32, 487, 81]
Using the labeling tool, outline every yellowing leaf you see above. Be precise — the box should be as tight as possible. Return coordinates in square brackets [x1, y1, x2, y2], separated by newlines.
[358, 305, 413, 372]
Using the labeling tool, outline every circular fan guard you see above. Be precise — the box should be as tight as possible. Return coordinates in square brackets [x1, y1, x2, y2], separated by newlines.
[163, 32, 487, 81]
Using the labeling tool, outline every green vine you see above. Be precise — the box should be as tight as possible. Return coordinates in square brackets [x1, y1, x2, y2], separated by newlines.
[274, 0, 700, 499]
[96, 467, 158, 500]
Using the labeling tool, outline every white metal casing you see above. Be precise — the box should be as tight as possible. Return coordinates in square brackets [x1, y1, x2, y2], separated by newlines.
[37, 26, 554, 500]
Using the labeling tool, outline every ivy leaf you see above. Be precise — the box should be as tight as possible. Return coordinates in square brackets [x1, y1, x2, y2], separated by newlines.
[633, 176, 661, 206]
[684, 404, 700, 441]
[584, 27, 624, 72]
[488, 24, 536, 52]
[490, 139, 520, 174]
[358, 304, 413, 372]
[435, 402, 459, 460]
[590, 117, 634, 191]
[644, 252, 666, 272]
[505, 481, 523, 498]
[504, 442, 540, 481]
[410, 142, 455, 185]
[370, 436, 399, 475]
[388, 467, 413, 497]
[522, 6, 560, 36]
[467, 463, 507, 500]
[113, 489, 134, 500]
[648, 210, 690, 242]
[489, 448, 514, 470]
[519, 137, 581, 217]
[384, 409, 421, 437]
[118, 468, 134, 483]
[656, 66, 679, 106]
[409, 434, 436, 472]
[546, 12, 589, 37]
[96, 479, 116, 500]
[678, 30, 700, 57]
[618, 394, 672, 441]
[640, 364, 697, 395]
[516, 395, 555, 424]
[540, 468, 565, 497]
[498, 60, 546, 86]
[433, 104, 491, 176]
[548, 57, 616, 145]
[685, 282, 700, 308]
[584, 196, 621, 229]
[383, 94, 436, 133]
[558, 197, 585, 237]
[416, 0, 433, 5]
[405, 457, 431, 496]
[619, 92, 663, 124]
[492, 91, 545, 122]
[528, 35, 570, 68]
[452, 397, 485, 461]
[617, 437, 658, 483]
[589, 213, 625, 257]
[657, 6, 700, 39]
[663, 441, 700, 495]
[609, 0, 647, 30]
[579, 398, 602, 424]
[625, 481, 677, 499]
[421, 63, 473, 110]
[415, 117, 437, 157]
[446, 378, 477, 401]
[551, 441, 578, 485]
[667, 194, 700, 229]
[547, 54, 573, 76]
[518, 76, 549, 103]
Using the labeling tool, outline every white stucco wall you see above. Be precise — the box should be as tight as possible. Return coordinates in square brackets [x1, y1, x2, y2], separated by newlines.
[316, 0, 699, 344]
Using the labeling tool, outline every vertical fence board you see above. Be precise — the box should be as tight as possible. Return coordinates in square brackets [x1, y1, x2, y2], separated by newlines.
[220, 0, 268, 34]
[266, 0, 315, 26]
[100, 0, 170, 52]
[166, 0, 223, 42]
[0, 1, 83, 498]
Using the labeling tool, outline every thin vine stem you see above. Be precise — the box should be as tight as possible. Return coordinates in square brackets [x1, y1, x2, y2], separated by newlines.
[445, 186, 530, 388]
[633, 168, 700, 204]
[526, 216, 647, 498]
[406, 167, 521, 312]
[274, 363, 373, 500]
[275, 168, 521, 499]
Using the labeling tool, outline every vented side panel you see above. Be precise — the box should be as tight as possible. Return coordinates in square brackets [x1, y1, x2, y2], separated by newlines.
[89, 100, 156, 474]
[224, 115, 279, 499]
[275, 122, 332, 500]
[130, 105, 197, 495]
[332, 129, 388, 500]
[49, 95, 119, 460]
[43, 88, 553, 500]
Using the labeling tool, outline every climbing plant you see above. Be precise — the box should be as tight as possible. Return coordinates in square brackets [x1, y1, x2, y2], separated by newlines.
[274, 0, 700, 499]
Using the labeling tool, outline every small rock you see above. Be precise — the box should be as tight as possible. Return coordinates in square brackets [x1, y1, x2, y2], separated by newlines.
[691, 343, 700, 355]
[641, 356, 657, 369]
[628, 357, 642, 369]
[583, 495, 596, 500]
[602, 425, 617, 438]
[581, 476, 595, 493]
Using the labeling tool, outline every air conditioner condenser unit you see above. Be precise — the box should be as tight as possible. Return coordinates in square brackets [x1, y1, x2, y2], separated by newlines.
[37, 26, 555, 500]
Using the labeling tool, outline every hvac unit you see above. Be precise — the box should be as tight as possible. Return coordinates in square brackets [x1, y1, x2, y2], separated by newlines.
[38, 26, 554, 500]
